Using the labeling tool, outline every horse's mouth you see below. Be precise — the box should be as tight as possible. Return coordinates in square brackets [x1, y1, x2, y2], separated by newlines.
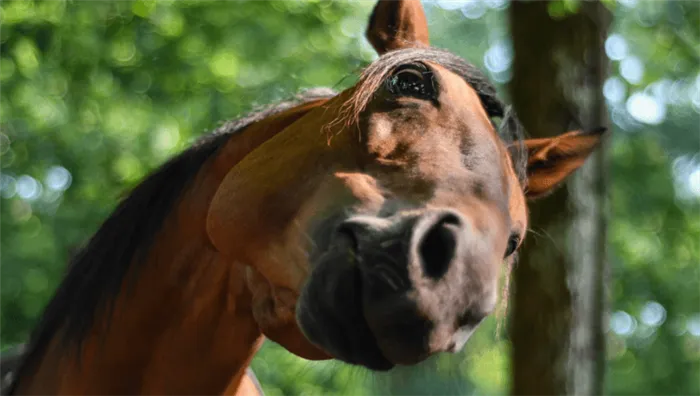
[324, 310, 396, 371]
[296, 279, 396, 371]
[297, 233, 397, 371]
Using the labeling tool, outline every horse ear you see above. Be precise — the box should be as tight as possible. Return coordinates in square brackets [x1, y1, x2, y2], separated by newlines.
[521, 128, 607, 200]
[366, 0, 430, 55]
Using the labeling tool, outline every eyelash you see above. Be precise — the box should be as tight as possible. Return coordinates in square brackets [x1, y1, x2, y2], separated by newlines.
[385, 63, 436, 101]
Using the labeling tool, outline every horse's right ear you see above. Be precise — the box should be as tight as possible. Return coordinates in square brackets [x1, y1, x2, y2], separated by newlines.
[520, 127, 608, 200]
[366, 0, 430, 55]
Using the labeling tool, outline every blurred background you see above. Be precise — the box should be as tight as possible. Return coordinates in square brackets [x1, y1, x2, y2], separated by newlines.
[1, 0, 698, 394]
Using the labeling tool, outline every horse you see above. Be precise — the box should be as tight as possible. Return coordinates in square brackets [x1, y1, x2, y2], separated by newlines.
[1, 344, 262, 396]
[5, 0, 606, 394]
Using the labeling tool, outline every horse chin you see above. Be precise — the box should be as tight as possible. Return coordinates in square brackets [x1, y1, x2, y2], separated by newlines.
[296, 241, 396, 372]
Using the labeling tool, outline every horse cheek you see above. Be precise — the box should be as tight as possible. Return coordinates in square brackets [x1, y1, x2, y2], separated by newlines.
[245, 267, 330, 360]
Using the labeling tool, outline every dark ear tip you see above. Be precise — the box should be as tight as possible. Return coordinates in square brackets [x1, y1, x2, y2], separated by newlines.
[584, 126, 608, 136]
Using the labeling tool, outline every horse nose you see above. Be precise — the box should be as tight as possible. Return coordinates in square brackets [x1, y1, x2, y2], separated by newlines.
[412, 210, 466, 280]
[335, 215, 391, 250]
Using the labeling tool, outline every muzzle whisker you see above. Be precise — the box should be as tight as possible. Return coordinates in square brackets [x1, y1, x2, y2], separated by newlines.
[371, 264, 408, 291]
[364, 248, 402, 268]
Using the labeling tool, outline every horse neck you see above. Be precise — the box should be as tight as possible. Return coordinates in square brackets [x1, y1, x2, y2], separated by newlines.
[16, 167, 262, 395]
[15, 97, 331, 396]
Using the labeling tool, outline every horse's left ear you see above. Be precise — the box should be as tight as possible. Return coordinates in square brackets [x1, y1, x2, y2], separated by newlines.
[366, 0, 430, 55]
[520, 127, 607, 200]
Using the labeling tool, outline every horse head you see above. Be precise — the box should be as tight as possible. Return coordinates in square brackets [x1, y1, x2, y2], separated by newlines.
[207, 0, 605, 371]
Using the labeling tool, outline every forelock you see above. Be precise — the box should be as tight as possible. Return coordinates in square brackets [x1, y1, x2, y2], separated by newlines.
[338, 47, 528, 184]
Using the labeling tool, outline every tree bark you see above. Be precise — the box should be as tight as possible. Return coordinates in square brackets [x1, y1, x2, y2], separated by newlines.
[508, 2, 610, 395]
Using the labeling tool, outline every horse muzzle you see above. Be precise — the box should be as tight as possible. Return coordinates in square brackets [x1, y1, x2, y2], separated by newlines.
[297, 208, 495, 370]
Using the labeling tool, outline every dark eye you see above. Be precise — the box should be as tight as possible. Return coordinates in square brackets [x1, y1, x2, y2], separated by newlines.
[504, 233, 520, 258]
[386, 63, 435, 100]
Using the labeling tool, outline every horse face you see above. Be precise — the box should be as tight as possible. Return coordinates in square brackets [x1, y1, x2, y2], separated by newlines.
[293, 57, 527, 370]
[291, 53, 605, 369]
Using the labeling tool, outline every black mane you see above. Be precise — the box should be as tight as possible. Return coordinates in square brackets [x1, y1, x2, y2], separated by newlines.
[6, 88, 337, 394]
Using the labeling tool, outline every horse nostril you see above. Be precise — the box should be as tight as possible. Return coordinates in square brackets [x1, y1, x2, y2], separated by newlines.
[417, 212, 462, 279]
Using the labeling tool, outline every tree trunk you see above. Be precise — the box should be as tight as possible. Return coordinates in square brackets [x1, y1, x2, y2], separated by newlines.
[508, 2, 611, 395]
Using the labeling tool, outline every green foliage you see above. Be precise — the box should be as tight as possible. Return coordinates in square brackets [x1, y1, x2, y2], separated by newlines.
[1, 0, 373, 345]
[1, 0, 698, 395]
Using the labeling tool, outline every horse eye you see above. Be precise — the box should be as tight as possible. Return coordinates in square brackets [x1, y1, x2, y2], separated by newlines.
[504, 233, 520, 258]
[386, 64, 434, 100]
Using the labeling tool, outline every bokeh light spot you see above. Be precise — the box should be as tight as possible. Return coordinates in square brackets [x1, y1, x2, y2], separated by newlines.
[0, 174, 17, 199]
[152, 120, 181, 155]
[484, 40, 512, 74]
[605, 34, 628, 61]
[687, 315, 700, 337]
[618, 0, 638, 8]
[611, 310, 637, 336]
[45, 166, 72, 192]
[604, 77, 626, 103]
[620, 56, 644, 84]
[640, 301, 667, 327]
[16, 175, 42, 201]
[672, 155, 700, 201]
[688, 168, 700, 197]
[626, 92, 666, 125]
[210, 50, 240, 79]
[484, 0, 508, 10]
[460, 0, 487, 19]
